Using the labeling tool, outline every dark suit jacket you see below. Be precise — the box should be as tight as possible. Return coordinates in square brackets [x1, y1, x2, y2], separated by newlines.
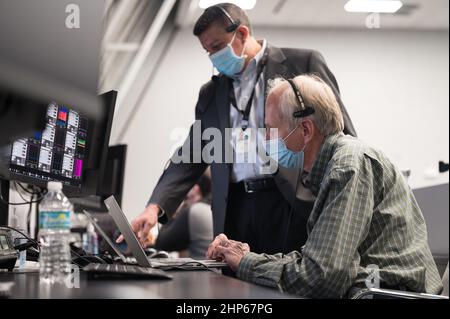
[149, 44, 357, 236]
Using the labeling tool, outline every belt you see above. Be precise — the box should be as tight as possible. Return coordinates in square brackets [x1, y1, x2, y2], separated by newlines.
[239, 178, 276, 193]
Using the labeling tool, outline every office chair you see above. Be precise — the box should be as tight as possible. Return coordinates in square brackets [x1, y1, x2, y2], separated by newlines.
[352, 263, 449, 299]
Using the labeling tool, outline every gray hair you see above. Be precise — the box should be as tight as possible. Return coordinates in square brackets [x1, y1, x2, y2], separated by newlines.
[267, 75, 344, 136]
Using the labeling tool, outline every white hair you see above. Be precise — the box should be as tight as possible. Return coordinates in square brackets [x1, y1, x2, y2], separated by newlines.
[267, 75, 344, 136]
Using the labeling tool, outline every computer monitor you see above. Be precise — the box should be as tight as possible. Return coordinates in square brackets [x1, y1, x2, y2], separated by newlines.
[98, 145, 127, 207]
[79, 91, 118, 198]
[8, 103, 90, 192]
[0, 91, 117, 198]
[70, 143, 127, 213]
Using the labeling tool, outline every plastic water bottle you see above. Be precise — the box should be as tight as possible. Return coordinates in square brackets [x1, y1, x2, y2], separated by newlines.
[38, 181, 73, 284]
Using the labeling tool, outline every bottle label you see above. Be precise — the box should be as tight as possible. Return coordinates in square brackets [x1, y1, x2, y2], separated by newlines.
[39, 211, 71, 230]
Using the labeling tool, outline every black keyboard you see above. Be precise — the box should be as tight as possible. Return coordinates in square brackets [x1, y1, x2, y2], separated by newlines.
[83, 263, 172, 280]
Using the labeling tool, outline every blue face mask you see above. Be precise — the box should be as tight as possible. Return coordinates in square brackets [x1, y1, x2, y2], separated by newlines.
[209, 32, 247, 77]
[264, 127, 305, 170]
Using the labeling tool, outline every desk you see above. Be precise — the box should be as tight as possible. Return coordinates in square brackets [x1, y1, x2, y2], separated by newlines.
[1, 270, 299, 299]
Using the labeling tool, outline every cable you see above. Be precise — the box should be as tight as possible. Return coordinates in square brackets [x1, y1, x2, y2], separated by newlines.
[26, 194, 34, 235]
[70, 248, 95, 267]
[71, 259, 85, 269]
[1, 226, 40, 252]
[12, 236, 31, 241]
[13, 182, 32, 202]
[1, 227, 92, 269]
[15, 182, 40, 196]
[0, 181, 44, 205]
[14, 241, 35, 251]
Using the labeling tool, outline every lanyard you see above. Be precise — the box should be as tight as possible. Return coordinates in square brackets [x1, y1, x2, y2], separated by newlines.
[229, 53, 268, 131]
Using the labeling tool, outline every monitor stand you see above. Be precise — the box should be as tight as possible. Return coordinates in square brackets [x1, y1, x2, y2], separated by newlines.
[71, 195, 107, 213]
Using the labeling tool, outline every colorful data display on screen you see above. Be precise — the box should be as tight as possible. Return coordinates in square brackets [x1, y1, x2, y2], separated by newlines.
[9, 102, 88, 188]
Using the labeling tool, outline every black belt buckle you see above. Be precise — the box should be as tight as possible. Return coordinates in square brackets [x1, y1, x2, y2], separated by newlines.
[243, 178, 274, 193]
[244, 181, 255, 194]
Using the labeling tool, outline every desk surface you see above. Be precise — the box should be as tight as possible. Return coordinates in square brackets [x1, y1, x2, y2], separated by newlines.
[1, 270, 299, 299]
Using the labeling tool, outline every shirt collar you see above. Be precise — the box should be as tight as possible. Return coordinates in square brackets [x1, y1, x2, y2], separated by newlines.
[232, 39, 267, 81]
[252, 39, 267, 68]
[306, 133, 345, 195]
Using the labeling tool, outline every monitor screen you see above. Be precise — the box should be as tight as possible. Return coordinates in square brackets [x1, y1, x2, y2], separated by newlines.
[9, 102, 89, 191]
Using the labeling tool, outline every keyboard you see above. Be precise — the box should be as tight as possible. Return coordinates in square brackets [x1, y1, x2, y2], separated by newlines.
[121, 257, 228, 270]
[149, 258, 228, 270]
[83, 263, 172, 280]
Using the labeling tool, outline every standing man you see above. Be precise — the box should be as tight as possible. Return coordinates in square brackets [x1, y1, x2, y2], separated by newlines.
[118, 3, 357, 255]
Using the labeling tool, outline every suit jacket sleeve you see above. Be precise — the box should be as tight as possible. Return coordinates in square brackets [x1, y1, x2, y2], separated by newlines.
[147, 83, 213, 222]
[308, 50, 357, 137]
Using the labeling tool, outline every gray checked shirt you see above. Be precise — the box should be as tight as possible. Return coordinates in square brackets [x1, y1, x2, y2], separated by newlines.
[236, 133, 443, 298]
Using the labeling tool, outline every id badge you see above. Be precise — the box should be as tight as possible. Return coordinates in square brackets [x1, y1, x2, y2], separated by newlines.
[235, 128, 252, 155]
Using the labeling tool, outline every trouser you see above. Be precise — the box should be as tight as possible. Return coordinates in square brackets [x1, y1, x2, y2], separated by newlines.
[224, 181, 312, 255]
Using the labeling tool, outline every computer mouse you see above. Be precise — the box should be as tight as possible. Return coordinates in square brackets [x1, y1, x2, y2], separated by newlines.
[149, 251, 170, 259]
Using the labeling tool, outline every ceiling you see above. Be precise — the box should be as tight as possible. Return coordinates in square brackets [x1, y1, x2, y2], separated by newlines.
[176, 0, 449, 30]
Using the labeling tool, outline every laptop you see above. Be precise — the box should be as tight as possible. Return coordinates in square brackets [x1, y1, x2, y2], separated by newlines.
[103, 196, 228, 270]
[83, 210, 128, 264]
[82, 210, 172, 279]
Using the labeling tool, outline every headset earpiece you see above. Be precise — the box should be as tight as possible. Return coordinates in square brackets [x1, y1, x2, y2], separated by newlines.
[286, 79, 316, 118]
[225, 19, 241, 33]
[216, 5, 241, 33]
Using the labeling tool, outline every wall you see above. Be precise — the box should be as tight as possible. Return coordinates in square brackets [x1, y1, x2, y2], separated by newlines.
[115, 26, 449, 220]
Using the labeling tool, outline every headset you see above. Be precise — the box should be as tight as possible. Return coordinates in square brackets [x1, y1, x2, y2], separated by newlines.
[286, 79, 316, 118]
[214, 5, 241, 33]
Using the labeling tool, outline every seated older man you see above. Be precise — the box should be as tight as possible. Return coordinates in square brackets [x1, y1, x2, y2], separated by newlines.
[207, 75, 443, 298]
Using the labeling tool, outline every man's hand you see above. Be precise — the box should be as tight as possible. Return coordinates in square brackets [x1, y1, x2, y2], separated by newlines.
[216, 239, 250, 272]
[206, 234, 231, 260]
[116, 204, 160, 247]
[207, 234, 250, 272]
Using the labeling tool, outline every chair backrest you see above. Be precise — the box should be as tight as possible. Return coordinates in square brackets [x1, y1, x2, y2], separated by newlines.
[442, 263, 449, 296]
[413, 184, 449, 257]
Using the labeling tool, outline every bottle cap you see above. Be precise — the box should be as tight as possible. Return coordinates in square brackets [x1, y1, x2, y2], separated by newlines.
[47, 181, 63, 192]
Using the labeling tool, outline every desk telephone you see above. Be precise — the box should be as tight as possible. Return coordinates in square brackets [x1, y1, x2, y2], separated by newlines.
[0, 228, 18, 271]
